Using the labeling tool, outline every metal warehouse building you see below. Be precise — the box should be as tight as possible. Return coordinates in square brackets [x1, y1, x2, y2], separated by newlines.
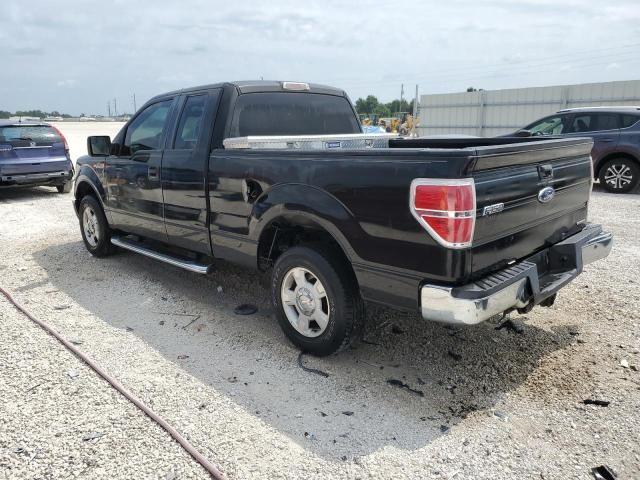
[417, 79, 640, 137]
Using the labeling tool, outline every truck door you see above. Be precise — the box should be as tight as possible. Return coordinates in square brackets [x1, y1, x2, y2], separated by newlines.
[161, 89, 221, 254]
[105, 98, 175, 241]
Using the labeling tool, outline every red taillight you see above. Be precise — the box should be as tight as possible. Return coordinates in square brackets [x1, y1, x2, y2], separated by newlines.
[50, 125, 69, 152]
[410, 179, 476, 248]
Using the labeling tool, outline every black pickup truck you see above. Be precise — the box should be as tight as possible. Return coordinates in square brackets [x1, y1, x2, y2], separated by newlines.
[73, 80, 612, 355]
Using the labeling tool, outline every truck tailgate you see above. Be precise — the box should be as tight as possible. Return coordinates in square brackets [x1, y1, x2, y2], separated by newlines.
[470, 138, 593, 277]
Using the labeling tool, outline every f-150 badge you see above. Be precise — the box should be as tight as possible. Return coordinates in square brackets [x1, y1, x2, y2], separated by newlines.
[482, 203, 504, 216]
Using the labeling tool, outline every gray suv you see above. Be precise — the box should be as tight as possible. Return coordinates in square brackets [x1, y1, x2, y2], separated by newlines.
[521, 107, 640, 193]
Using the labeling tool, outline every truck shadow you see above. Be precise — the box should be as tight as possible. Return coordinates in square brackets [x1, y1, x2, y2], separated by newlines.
[33, 241, 578, 461]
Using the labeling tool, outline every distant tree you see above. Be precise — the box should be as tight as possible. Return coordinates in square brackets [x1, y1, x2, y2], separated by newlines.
[14, 110, 47, 118]
[355, 95, 381, 115]
[466, 87, 484, 92]
[387, 99, 411, 114]
[0, 110, 11, 119]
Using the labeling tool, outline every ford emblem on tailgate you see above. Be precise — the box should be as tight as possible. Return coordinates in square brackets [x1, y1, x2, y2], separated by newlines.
[537, 186, 555, 203]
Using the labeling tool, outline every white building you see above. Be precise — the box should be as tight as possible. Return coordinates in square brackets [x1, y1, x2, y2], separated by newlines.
[417, 80, 640, 137]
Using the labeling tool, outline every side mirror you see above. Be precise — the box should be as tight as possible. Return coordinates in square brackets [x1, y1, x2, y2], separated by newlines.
[87, 136, 111, 156]
[513, 129, 532, 138]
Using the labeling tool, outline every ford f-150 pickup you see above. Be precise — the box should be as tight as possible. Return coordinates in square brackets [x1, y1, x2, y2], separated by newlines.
[73, 80, 613, 355]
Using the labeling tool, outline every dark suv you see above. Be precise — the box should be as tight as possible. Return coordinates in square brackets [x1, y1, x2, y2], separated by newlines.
[0, 121, 74, 193]
[521, 107, 640, 193]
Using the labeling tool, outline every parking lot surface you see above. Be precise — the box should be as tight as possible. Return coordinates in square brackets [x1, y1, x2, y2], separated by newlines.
[0, 128, 638, 479]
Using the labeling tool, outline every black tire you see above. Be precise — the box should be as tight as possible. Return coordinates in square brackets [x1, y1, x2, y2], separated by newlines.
[79, 195, 115, 257]
[271, 245, 365, 356]
[598, 158, 639, 193]
[56, 182, 72, 193]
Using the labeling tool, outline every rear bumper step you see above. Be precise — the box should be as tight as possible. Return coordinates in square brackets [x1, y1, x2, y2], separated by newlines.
[110, 236, 213, 275]
[420, 223, 613, 325]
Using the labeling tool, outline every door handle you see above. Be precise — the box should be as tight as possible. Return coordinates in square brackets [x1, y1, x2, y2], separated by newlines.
[148, 166, 159, 179]
[600, 139, 615, 143]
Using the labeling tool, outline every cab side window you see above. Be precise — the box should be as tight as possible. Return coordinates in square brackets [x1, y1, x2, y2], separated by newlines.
[569, 114, 594, 133]
[569, 113, 618, 133]
[123, 100, 173, 155]
[174, 95, 206, 149]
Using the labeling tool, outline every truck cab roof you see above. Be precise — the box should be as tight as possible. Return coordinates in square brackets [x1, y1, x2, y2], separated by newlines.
[154, 80, 347, 101]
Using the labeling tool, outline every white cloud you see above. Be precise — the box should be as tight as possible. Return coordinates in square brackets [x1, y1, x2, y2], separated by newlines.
[56, 79, 77, 88]
[1, 0, 639, 114]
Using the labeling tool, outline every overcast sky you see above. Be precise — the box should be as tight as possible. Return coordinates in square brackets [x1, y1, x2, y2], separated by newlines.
[2, 0, 640, 115]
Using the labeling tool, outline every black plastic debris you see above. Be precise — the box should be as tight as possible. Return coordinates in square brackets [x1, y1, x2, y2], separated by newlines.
[234, 304, 258, 315]
[386, 379, 424, 397]
[297, 352, 329, 378]
[592, 465, 617, 480]
[439, 425, 449, 433]
[448, 350, 462, 361]
[583, 399, 610, 407]
[342, 411, 354, 416]
[391, 325, 404, 335]
[495, 318, 525, 334]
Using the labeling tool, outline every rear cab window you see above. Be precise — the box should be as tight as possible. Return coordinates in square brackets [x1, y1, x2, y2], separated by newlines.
[228, 92, 361, 137]
[173, 95, 207, 150]
[0, 125, 63, 147]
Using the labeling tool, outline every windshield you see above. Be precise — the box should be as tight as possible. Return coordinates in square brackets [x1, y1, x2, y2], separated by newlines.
[525, 116, 566, 136]
[229, 92, 361, 137]
[0, 125, 64, 146]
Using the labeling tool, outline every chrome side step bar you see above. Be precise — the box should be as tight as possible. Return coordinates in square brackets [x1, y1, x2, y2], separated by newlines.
[110, 236, 213, 274]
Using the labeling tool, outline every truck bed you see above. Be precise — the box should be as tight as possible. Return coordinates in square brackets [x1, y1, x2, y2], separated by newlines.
[209, 136, 593, 310]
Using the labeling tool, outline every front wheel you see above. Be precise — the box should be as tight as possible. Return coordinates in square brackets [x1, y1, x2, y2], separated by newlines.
[271, 246, 365, 356]
[79, 195, 115, 257]
[598, 158, 639, 193]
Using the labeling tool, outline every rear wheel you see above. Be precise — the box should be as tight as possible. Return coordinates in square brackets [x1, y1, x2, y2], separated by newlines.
[598, 158, 639, 193]
[79, 195, 115, 257]
[271, 245, 365, 356]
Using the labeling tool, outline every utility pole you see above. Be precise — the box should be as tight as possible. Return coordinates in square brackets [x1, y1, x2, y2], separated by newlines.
[411, 84, 419, 137]
[400, 83, 404, 113]
[107, 101, 111, 117]
[133, 93, 137, 112]
[114, 98, 118, 117]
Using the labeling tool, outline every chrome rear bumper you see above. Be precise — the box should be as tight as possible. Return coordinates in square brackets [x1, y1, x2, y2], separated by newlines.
[420, 224, 613, 325]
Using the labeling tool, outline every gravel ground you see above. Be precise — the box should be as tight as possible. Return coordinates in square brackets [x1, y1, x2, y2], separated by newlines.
[0, 153, 639, 478]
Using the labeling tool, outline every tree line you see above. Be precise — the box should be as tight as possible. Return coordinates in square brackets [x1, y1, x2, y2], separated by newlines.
[0, 110, 73, 119]
[354, 96, 416, 118]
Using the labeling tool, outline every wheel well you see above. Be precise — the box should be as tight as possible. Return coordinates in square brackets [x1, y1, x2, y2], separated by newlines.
[257, 218, 354, 276]
[74, 181, 98, 212]
[595, 152, 640, 177]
